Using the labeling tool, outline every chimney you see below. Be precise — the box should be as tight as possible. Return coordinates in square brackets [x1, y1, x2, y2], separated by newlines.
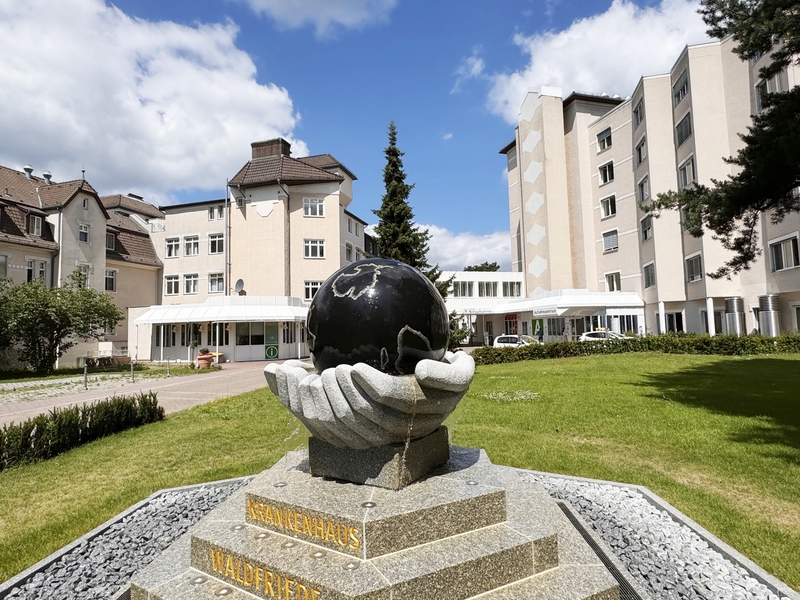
[23, 165, 33, 179]
[43, 171, 52, 185]
[251, 138, 291, 159]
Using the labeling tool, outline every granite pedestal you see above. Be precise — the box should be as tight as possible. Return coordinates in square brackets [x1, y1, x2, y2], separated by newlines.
[130, 446, 619, 600]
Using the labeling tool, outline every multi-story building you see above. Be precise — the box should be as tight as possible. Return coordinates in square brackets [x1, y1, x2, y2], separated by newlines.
[496, 36, 800, 339]
[130, 138, 373, 362]
[0, 165, 162, 366]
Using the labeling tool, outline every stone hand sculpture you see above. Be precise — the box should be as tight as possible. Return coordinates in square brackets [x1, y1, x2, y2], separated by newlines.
[264, 351, 475, 450]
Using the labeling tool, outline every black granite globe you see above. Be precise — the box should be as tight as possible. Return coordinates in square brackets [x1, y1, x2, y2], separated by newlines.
[307, 259, 449, 375]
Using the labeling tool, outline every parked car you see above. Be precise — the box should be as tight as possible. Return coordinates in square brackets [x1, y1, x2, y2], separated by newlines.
[493, 334, 541, 348]
[578, 331, 634, 342]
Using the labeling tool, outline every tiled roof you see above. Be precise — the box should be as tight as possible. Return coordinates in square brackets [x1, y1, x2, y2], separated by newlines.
[101, 194, 164, 219]
[297, 154, 357, 180]
[229, 155, 343, 188]
[0, 201, 58, 251]
[106, 211, 162, 268]
[0, 164, 102, 212]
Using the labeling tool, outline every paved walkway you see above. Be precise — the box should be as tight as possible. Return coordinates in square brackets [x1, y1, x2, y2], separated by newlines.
[0, 361, 279, 427]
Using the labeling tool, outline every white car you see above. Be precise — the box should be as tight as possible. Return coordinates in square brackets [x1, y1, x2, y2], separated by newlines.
[578, 331, 634, 342]
[493, 334, 541, 348]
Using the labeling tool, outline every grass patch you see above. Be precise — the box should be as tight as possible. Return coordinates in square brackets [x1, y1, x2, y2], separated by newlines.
[0, 363, 219, 384]
[1, 353, 798, 591]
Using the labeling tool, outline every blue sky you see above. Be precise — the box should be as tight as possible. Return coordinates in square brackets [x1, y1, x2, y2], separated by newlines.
[0, 0, 709, 269]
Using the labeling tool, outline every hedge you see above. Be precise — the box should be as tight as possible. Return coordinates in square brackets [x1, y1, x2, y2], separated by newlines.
[470, 333, 800, 366]
[0, 391, 164, 471]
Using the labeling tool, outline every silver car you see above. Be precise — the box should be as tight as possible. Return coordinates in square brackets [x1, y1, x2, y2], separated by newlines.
[493, 334, 541, 348]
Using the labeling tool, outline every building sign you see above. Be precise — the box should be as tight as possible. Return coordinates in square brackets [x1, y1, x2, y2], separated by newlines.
[533, 308, 559, 316]
[265, 345, 279, 359]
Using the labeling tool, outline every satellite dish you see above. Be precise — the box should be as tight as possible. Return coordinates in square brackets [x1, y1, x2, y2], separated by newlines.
[234, 279, 244, 294]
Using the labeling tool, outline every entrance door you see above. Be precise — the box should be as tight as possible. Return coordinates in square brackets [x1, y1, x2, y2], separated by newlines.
[265, 323, 279, 359]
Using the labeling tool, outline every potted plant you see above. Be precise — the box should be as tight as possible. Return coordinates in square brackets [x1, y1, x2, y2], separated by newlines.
[197, 347, 213, 369]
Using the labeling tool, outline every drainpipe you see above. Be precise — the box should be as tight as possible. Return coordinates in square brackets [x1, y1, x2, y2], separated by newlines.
[277, 178, 291, 297]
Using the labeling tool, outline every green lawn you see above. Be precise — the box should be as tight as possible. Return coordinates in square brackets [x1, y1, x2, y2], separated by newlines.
[1, 352, 798, 591]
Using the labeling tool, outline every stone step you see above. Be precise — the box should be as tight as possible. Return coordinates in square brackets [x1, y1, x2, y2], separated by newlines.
[190, 521, 536, 600]
[244, 466, 508, 559]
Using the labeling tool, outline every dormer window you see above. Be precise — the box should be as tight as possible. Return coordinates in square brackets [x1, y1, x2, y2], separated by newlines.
[28, 215, 42, 236]
[106, 232, 116, 250]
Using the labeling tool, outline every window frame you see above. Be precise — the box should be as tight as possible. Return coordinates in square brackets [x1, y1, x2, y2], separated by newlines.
[685, 253, 703, 283]
[598, 161, 614, 185]
[304, 239, 325, 259]
[184, 273, 199, 295]
[600, 195, 616, 219]
[165, 238, 180, 258]
[640, 215, 653, 242]
[304, 280, 323, 301]
[28, 215, 42, 237]
[633, 99, 644, 129]
[605, 271, 622, 292]
[184, 235, 199, 256]
[78, 223, 90, 243]
[638, 175, 650, 203]
[602, 229, 619, 253]
[303, 197, 324, 217]
[672, 69, 689, 107]
[676, 112, 693, 147]
[345, 243, 353, 262]
[105, 232, 115, 250]
[209, 233, 224, 255]
[596, 127, 612, 152]
[105, 269, 117, 293]
[635, 136, 647, 165]
[678, 156, 696, 189]
[165, 275, 179, 295]
[769, 233, 800, 272]
[643, 262, 656, 288]
[209, 272, 224, 293]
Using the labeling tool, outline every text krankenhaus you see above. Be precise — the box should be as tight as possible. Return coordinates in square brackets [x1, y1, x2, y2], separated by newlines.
[247, 499, 362, 550]
[209, 547, 321, 599]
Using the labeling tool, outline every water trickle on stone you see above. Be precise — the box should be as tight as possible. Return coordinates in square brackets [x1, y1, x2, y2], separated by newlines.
[281, 415, 310, 467]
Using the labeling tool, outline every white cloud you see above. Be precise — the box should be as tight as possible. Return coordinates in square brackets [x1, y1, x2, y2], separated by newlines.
[443, 133, 453, 140]
[423, 225, 511, 271]
[239, 0, 397, 37]
[488, 0, 710, 123]
[0, 0, 306, 205]
[452, 48, 486, 93]
[364, 223, 511, 270]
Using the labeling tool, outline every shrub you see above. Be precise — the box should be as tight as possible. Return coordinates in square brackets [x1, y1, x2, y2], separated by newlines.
[471, 334, 800, 366]
[0, 391, 165, 471]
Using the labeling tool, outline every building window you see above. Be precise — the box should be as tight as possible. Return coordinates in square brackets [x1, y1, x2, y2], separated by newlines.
[209, 272, 224, 293]
[209, 233, 224, 254]
[478, 281, 498, 297]
[606, 272, 621, 292]
[686, 254, 703, 282]
[657, 312, 684, 333]
[644, 263, 656, 288]
[184, 236, 199, 256]
[282, 322, 296, 344]
[346, 243, 353, 261]
[78, 264, 90, 287]
[217, 205, 224, 220]
[673, 70, 689, 106]
[355, 223, 361, 237]
[303, 198, 324, 217]
[355, 248, 363, 261]
[105, 270, 116, 292]
[638, 176, 650, 203]
[633, 100, 644, 129]
[641, 215, 653, 241]
[304, 239, 325, 258]
[305, 280, 323, 300]
[506, 147, 517, 171]
[83, 197, 89, 209]
[597, 127, 612, 151]
[676, 113, 692, 146]
[635, 138, 647, 165]
[603, 230, 619, 252]
[599, 162, 614, 185]
[28, 215, 42, 236]
[165, 275, 179, 295]
[756, 72, 782, 112]
[78, 223, 90, 243]
[0, 255, 6, 278]
[600, 195, 616, 218]
[453, 281, 473, 297]
[25, 259, 35, 282]
[502, 281, 521, 297]
[678, 157, 695, 189]
[184, 273, 199, 294]
[106, 232, 115, 250]
[208, 207, 216, 221]
[347, 218, 353, 233]
[770, 236, 799, 272]
[209, 323, 229, 346]
[165, 238, 179, 258]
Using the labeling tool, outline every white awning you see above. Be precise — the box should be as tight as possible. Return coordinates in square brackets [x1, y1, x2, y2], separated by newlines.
[134, 296, 308, 325]
[493, 289, 644, 318]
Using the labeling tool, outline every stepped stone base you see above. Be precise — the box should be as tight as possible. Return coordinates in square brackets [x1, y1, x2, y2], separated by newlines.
[130, 447, 618, 600]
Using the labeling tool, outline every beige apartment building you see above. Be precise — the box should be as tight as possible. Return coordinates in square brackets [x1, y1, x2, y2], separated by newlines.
[130, 138, 372, 362]
[500, 36, 800, 338]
